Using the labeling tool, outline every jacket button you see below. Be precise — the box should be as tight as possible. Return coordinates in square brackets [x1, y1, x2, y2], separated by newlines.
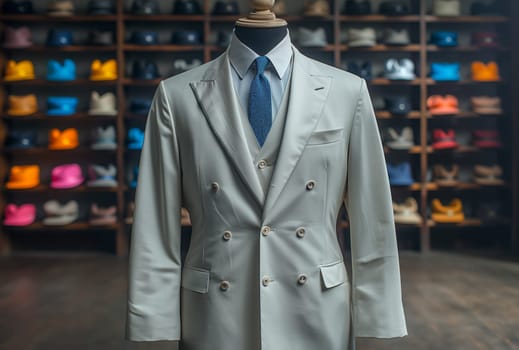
[261, 225, 271, 236]
[305, 180, 316, 191]
[222, 230, 232, 241]
[297, 274, 308, 285]
[262, 276, 271, 287]
[220, 280, 230, 291]
[257, 159, 267, 169]
[296, 227, 306, 238]
[210, 182, 220, 192]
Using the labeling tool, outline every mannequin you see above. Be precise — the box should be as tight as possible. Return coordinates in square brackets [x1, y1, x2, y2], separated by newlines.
[234, 0, 288, 55]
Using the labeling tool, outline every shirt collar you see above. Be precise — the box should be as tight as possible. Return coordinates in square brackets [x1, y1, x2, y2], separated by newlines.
[228, 29, 293, 80]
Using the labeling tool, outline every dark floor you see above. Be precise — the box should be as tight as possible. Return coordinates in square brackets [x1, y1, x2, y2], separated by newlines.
[0, 251, 518, 350]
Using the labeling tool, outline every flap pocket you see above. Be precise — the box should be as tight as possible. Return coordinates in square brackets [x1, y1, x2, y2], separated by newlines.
[307, 128, 344, 145]
[181, 266, 210, 293]
[319, 260, 346, 289]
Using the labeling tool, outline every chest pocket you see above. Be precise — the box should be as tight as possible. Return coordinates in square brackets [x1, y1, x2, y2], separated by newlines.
[307, 127, 344, 146]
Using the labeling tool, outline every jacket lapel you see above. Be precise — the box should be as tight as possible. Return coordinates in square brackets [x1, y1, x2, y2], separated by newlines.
[262, 47, 332, 219]
[190, 53, 266, 208]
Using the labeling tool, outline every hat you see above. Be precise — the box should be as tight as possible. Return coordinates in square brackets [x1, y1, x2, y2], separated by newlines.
[88, 30, 114, 46]
[88, 91, 117, 115]
[91, 125, 117, 150]
[3, 26, 33, 48]
[90, 59, 118, 80]
[173, 0, 202, 14]
[6, 165, 40, 189]
[46, 29, 74, 47]
[212, 1, 239, 15]
[2, 0, 34, 14]
[50, 163, 84, 189]
[87, 0, 115, 15]
[131, 0, 160, 15]
[7, 94, 38, 116]
[47, 97, 79, 116]
[5, 130, 36, 148]
[47, 59, 76, 81]
[303, 0, 330, 16]
[132, 59, 160, 80]
[48, 128, 80, 149]
[47, 0, 75, 16]
[3, 204, 36, 226]
[4, 60, 35, 81]
[87, 164, 118, 187]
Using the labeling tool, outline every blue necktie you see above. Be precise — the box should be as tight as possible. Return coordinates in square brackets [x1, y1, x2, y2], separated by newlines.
[248, 56, 272, 147]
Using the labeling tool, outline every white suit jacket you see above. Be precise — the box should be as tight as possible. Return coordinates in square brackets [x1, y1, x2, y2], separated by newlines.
[125, 46, 407, 350]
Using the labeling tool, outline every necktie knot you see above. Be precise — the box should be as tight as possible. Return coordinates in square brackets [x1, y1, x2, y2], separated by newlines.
[255, 56, 269, 75]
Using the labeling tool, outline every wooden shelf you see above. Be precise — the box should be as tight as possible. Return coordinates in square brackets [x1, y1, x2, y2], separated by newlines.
[426, 45, 509, 52]
[425, 15, 509, 23]
[123, 78, 161, 86]
[427, 112, 503, 119]
[123, 14, 205, 21]
[0, 79, 117, 86]
[1, 184, 119, 193]
[338, 15, 421, 22]
[123, 44, 204, 51]
[2, 113, 117, 120]
[425, 182, 507, 191]
[339, 44, 421, 52]
[2, 147, 117, 155]
[426, 79, 504, 85]
[0, 15, 118, 22]
[370, 78, 421, 85]
[3, 222, 120, 231]
[377, 110, 421, 119]
[2, 45, 117, 52]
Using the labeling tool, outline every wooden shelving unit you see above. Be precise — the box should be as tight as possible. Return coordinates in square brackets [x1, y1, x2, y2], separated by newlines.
[0, 0, 517, 255]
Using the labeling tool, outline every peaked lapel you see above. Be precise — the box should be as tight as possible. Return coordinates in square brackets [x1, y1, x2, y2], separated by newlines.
[262, 47, 332, 220]
[190, 53, 266, 208]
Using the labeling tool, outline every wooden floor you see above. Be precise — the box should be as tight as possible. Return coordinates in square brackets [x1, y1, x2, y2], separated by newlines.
[0, 252, 518, 350]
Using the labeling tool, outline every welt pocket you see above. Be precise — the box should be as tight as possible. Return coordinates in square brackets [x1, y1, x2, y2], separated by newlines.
[181, 266, 210, 293]
[319, 260, 346, 289]
[307, 128, 344, 145]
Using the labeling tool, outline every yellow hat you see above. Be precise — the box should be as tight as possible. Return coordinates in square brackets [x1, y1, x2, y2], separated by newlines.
[4, 60, 36, 81]
[90, 59, 117, 81]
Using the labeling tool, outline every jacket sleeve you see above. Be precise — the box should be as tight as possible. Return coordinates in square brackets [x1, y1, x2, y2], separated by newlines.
[343, 79, 408, 338]
[125, 81, 183, 341]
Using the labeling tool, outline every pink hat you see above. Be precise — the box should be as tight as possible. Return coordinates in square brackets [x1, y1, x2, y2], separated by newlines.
[3, 26, 33, 48]
[50, 163, 84, 189]
[3, 203, 36, 226]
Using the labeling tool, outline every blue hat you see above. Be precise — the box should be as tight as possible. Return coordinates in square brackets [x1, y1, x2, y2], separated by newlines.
[5, 130, 36, 148]
[387, 162, 414, 186]
[47, 59, 76, 81]
[171, 30, 202, 45]
[430, 62, 461, 82]
[47, 96, 79, 116]
[130, 98, 152, 115]
[127, 128, 144, 149]
[46, 29, 74, 47]
[130, 166, 139, 188]
[130, 31, 159, 45]
[430, 31, 458, 47]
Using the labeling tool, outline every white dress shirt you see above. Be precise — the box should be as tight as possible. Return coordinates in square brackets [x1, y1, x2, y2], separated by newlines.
[228, 29, 293, 121]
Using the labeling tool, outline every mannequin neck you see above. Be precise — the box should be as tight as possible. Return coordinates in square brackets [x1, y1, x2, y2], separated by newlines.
[234, 25, 288, 56]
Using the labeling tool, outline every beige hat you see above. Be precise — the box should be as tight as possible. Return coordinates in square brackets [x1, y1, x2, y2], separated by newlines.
[88, 91, 117, 116]
[48, 0, 75, 16]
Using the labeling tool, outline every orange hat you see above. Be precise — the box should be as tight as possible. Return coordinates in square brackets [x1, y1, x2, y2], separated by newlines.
[5, 165, 40, 189]
[471, 61, 500, 81]
[7, 94, 38, 116]
[427, 95, 459, 115]
[48, 128, 79, 150]
[89, 59, 117, 81]
[4, 60, 36, 81]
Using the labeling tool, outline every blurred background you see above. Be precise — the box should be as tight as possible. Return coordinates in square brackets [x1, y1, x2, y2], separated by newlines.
[0, 0, 518, 349]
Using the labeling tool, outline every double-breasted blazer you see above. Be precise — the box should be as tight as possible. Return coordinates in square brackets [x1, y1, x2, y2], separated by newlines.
[125, 45, 407, 350]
